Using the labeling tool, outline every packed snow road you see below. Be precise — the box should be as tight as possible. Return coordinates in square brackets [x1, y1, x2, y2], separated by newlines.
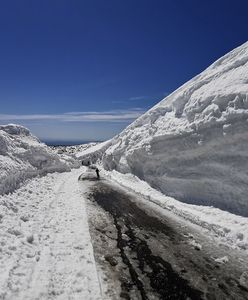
[84, 178, 248, 300]
[0, 169, 102, 300]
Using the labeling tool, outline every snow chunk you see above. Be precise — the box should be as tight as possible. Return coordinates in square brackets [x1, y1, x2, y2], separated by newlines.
[188, 240, 202, 251]
[214, 256, 229, 264]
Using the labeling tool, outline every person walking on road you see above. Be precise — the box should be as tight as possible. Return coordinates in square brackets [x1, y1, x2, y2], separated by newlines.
[96, 168, 100, 179]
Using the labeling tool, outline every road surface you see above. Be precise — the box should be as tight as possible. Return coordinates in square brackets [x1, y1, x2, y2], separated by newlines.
[83, 177, 248, 300]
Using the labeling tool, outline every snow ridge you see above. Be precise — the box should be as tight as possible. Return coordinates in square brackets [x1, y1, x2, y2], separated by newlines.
[0, 124, 79, 195]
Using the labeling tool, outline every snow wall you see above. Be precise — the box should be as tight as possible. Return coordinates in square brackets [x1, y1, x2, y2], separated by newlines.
[76, 140, 112, 164]
[102, 41, 248, 217]
[0, 124, 80, 195]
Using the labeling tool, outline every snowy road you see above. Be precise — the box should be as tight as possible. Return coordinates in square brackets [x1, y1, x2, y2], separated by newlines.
[85, 178, 248, 300]
[1, 167, 248, 299]
[0, 169, 102, 300]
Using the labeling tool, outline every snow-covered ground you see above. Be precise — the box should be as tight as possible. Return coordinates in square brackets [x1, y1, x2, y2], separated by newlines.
[0, 124, 79, 195]
[0, 168, 102, 300]
[100, 41, 248, 217]
[0, 126, 103, 298]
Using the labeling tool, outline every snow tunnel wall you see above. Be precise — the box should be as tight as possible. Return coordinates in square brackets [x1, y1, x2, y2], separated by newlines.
[102, 41, 248, 217]
[110, 120, 248, 216]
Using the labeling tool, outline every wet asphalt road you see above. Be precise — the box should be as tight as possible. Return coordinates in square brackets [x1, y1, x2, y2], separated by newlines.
[84, 179, 248, 300]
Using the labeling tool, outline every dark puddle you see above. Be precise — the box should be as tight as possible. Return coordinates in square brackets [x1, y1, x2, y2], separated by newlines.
[78, 174, 106, 181]
[79, 177, 100, 181]
[89, 182, 203, 300]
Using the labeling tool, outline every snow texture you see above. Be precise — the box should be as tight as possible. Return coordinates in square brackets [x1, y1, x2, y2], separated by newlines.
[0, 124, 79, 195]
[0, 168, 102, 299]
[101, 41, 248, 217]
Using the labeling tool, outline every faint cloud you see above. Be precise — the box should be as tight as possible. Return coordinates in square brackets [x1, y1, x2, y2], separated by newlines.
[129, 96, 146, 101]
[112, 96, 147, 104]
[0, 108, 145, 123]
[111, 100, 125, 104]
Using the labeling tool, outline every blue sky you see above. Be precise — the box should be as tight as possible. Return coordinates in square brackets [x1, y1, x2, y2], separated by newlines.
[0, 0, 247, 142]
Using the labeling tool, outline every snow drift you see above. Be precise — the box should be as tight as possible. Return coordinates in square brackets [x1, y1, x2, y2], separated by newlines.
[102, 41, 248, 217]
[0, 124, 79, 195]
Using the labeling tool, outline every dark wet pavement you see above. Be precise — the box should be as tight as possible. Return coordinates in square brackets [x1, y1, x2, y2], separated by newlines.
[86, 180, 248, 300]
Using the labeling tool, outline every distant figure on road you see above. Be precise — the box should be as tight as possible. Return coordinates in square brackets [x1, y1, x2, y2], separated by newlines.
[96, 168, 100, 179]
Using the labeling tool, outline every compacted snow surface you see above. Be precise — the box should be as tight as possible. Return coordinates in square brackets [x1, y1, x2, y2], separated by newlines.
[0, 168, 102, 300]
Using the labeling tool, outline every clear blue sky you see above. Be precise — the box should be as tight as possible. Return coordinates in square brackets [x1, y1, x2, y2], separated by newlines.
[0, 0, 247, 142]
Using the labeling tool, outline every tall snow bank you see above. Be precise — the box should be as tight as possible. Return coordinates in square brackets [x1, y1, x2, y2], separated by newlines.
[103, 41, 248, 217]
[0, 124, 79, 195]
[76, 140, 112, 164]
